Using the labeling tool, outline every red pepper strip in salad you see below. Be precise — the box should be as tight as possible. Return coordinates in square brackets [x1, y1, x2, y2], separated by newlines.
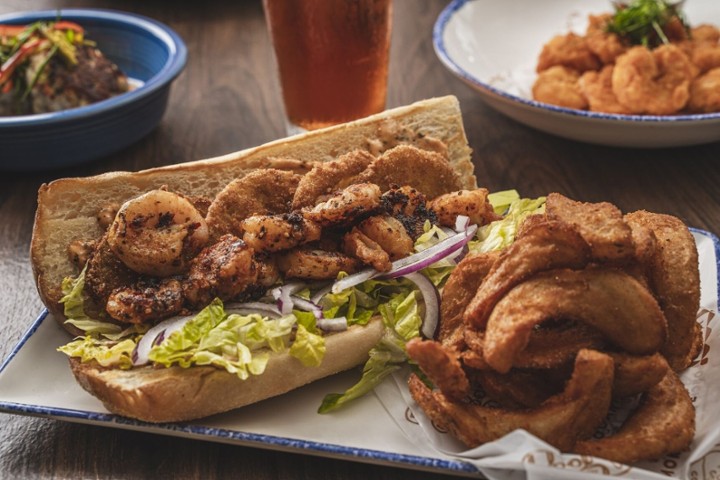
[51, 21, 84, 33]
[0, 38, 42, 87]
[0, 24, 26, 38]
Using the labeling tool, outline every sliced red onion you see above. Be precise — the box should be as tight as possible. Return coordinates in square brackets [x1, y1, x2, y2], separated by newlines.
[331, 269, 378, 294]
[317, 316, 348, 332]
[272, 281, 307, 315]
[291, 295, 323, 319]
[403, 272, 440, 340]
[132, 315, 193, 366]
[383, 225, 477, 279]
[330, 226, 477, 293]
[225, 301, 282, 318]
[454, 215, 470, 232]
[310, 283, 333, 305]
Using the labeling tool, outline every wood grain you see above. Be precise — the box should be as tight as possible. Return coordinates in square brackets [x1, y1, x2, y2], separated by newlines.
[0, 0, 718, 479]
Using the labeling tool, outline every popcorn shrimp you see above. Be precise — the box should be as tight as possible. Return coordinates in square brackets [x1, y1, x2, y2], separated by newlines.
[688, 67, 720, 113]
[586, 14, 627, 64]
[536, 33, 601, 73]
[532, 66, 589, 110]
[612, 45, 694, 115]
[579, 65, 631, 114]
[107, 189, 209, 277]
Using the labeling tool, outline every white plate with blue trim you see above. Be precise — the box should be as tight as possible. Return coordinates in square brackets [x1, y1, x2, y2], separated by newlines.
[1, 229, 718, 478]
[434, 0, 720, 148]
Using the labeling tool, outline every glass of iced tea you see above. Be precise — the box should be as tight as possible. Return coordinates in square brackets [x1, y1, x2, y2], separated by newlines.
[263, 0, 392, 134]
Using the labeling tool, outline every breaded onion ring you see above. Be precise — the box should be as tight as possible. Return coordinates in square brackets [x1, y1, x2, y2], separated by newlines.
[483, 268, 667, 373]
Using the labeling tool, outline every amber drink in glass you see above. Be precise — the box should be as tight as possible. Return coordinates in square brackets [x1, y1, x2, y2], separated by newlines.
[263, 0, 392, 133]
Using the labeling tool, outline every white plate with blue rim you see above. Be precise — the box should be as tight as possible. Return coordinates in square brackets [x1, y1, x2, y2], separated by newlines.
[433, 0, 720, 148]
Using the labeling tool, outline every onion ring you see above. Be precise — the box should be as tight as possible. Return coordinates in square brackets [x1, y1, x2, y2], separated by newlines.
[408, 349, 614, 451]
[483, 268, 668, 373]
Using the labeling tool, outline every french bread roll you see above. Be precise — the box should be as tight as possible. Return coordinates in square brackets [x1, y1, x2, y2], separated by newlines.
[31, 95, 476, 423]
[71, 318, 385, 423]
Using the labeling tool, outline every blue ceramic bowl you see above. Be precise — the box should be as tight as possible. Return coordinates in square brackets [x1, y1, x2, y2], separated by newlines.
[0, 9, 187, 171]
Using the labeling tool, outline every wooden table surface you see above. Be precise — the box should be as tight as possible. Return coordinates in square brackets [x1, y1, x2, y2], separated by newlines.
[1, 1, 718, 479]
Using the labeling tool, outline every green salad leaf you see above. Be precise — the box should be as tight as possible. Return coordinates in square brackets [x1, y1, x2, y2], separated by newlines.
[469, 196, 546, 253]
[57, 336, 136, 369]
[318, 288, 421, 413]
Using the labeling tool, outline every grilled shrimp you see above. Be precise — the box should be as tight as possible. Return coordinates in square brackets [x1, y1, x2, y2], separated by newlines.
[429, 188, 501, 228]
[241, 212, 321, 253]
[357, 215, 414, 261]
[276, 248, 361, 280]
[84, 234, 139, 307]
[106, 278, 184, 324]
[343, 228, 392, 271]
[182, 234, 259, 308]
[107, 189, 209, 277]
[381, 185, 437, 239]
[303, 183, 381, 227]
[344, 212, 419, 272]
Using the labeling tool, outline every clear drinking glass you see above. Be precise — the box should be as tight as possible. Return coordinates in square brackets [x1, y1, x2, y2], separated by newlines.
[263, 0, 392, 134]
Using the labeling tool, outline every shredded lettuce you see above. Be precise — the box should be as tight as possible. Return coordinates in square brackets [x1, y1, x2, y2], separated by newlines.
[147, 299, 311, 379]
[318, 289, 421, 413]
[57, 336, 136, 369]
[289, 324, 326, 367]
[319, 278, 379, 327]
[487, 189, 521, 215]
[469, 196, 546, 253]
[59, 266, 125, 337]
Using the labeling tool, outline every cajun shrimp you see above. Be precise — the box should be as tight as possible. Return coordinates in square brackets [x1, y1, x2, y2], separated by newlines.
[303, 183, 381, 227]
[342, 215, 414, 272]
[241, 212, 321, 253]
[356, 215, 414, 260]
[276, 248, 361, 280]
[429, 188, 501, 228]
[107, 189, 209, 277]
[380, 185, 437, 239]
[106, 278, 184, 324]
[612, 45, 695, 115]
[182, 234, 259, 308]
[343, 228, 392, 271]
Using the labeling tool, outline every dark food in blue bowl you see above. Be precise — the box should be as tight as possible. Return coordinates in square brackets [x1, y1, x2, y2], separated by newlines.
[0, 21, 129, 116]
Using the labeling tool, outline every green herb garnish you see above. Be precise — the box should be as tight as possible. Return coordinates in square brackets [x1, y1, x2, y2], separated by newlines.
[607, 0, 689, 47]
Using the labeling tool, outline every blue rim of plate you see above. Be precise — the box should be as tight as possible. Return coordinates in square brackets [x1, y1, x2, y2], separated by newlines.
[0, 320, 477, 474]
[1, 228, 717, 477]
[433, 0, 720, 123]
[0, 9, 187, 127]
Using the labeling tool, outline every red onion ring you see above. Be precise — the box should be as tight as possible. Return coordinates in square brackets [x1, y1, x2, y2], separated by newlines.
[402, 272, 440, 339]
[132, 315, 193, 366]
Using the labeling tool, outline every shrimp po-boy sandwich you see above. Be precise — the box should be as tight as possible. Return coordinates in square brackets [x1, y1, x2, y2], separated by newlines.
[31, 94, 702, 467]
[31, 95, 502, 423]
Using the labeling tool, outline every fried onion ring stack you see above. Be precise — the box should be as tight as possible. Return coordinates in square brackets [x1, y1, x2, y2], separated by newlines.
[406, 192, 701, 464]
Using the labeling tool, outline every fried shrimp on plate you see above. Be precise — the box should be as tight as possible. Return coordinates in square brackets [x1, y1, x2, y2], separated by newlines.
[611, 45, 695, 115]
